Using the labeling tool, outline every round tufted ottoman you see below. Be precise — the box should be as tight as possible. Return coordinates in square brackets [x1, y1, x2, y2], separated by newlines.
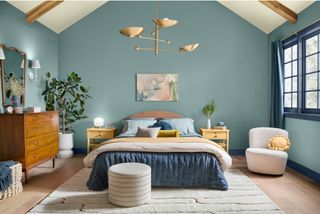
[108, 163, 151, 207]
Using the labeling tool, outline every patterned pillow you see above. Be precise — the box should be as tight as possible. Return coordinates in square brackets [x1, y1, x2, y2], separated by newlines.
[136, 127, 161, 138]
[268, 135, 291, 151]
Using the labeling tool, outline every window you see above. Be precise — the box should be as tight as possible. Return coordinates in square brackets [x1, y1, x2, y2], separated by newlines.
[304, 34, 320, 112]
[282, 20, 320, 120]
[283, 44, 298, 110]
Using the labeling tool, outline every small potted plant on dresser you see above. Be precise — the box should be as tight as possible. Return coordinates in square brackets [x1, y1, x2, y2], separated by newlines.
[42, 72, 91, 158]
[202, 99, 215, 129]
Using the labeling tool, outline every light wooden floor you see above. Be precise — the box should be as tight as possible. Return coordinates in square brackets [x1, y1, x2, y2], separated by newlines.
[0, 155, 319, 214]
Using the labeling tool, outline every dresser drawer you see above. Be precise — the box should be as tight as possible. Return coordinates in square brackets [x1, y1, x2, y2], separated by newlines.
[25, 112, 57, 124]
[26, 143, 57, 166]
[202, 131, 227, 139]
[87, 130, 115, 139]
[26, 121, 58, 138]
[26, 133, 58, 152]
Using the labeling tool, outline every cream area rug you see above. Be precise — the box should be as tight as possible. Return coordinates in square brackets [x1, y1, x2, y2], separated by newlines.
[28, 168, 283, 214]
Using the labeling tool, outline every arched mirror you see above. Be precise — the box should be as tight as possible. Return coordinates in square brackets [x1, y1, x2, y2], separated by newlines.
[0, 44, 26, 108]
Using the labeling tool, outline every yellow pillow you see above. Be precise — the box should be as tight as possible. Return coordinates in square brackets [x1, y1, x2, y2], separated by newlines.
[268, 135, 291, 151]
[158, 130, 179, 137]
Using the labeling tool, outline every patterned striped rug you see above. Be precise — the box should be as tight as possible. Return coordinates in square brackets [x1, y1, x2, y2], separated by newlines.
[28, 168, 283, 213]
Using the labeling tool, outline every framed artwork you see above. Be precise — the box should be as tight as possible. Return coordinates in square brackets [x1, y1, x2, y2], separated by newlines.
[136, 73, 178, 102]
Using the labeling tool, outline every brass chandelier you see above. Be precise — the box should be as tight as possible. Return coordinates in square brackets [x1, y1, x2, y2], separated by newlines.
[119, 4, 199, 55]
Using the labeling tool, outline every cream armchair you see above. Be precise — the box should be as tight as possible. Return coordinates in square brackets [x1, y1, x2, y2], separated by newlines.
[246, 127, 288, 175]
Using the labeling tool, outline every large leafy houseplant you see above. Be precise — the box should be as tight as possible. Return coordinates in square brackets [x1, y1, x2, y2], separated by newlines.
[202, 99, 215, 129]
[42, 72, 91, 134]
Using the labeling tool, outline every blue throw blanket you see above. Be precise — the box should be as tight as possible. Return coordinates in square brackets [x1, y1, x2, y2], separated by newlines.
[87, 152, 228, 191]
[0, 161, 15, 192]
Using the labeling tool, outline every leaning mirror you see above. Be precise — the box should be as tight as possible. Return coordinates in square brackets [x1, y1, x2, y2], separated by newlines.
[0, 44, 26, 108]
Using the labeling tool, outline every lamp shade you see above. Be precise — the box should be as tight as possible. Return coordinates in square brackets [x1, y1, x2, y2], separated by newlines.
[32, 59, 41, 69]
[179, 43, 199, 52]
[94, 117, 104, 128]
[120, 27, 144, 38]
[0, 48, 5, 60]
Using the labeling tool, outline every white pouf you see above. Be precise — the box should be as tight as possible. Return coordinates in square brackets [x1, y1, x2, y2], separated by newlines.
[246, 148, 288, 175]
[108, 163, 151, 207]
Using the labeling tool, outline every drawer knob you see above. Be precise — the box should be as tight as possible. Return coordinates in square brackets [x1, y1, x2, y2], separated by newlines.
[33, 141, 38, 145]
[34, 154, 38, 158]
[214, 135, 217, 138]
[33, 128, 37, 131]
[33, 117, 37, 121]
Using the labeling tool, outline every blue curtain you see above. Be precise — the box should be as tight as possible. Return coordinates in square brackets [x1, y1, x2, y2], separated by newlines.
[270, 41, 284, 128]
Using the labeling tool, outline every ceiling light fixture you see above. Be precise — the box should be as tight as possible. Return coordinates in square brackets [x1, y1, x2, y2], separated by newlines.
[119, 3, 199, 55]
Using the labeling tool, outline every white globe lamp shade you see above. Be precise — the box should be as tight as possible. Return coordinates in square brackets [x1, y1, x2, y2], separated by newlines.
[94, 117, 104, 128]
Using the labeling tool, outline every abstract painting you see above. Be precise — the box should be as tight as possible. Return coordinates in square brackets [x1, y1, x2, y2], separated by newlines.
[136, 74, 178, 101]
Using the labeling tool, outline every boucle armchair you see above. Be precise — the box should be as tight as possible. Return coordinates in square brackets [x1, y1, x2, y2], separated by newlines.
[246, 127, 288, 175]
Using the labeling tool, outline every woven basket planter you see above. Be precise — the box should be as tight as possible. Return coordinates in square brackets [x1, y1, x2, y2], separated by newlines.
[0, 162, 23, 200]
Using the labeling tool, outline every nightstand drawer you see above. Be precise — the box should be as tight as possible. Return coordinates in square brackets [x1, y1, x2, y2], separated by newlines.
[87, 130, 114, 139]
[202, 131, 227, 139]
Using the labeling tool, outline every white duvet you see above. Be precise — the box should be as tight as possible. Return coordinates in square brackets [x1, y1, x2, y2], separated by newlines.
[83, 137, 232, 171]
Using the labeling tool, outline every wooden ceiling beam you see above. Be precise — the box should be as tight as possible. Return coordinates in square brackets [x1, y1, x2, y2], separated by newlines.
[26, 0, 64, 23]
[260, 0, 297, 24]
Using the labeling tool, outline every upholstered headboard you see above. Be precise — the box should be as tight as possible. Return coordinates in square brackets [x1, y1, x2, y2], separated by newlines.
[129, 110, 182, 119]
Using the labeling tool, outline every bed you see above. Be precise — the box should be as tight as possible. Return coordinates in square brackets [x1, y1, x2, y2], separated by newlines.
[84, 111, 232, 191]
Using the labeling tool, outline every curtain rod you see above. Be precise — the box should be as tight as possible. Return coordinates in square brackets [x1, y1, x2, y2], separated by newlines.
[280, 18, 320, 41]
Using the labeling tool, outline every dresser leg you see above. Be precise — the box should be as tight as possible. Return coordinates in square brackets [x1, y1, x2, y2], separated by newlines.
[24, 169, 28, 184]
[53, 158, 55, 168]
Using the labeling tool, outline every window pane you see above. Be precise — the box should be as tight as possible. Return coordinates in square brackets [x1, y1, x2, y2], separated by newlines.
[292, 45, 297, 60]
[285, 78, 292, 92]
[284, 47, 291, 63]
[285, 63, 291, 77]
[306, 54, 318, 73]
[306, 73, 318, 90]
[292, 77, 298, 91]
[306, 92, 318, 109]
[292, 93, 298, 108]
[284, 93, 292, 108]
[306, 35, 318, 55]
[292, 60, 297, 76]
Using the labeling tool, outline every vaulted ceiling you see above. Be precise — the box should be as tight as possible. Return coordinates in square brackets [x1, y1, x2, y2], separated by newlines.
[7, 0, 316, 34]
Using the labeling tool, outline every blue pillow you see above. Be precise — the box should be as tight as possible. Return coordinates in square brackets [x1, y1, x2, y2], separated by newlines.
[150, 120, 173, 130]
[159, 118, 196, 135]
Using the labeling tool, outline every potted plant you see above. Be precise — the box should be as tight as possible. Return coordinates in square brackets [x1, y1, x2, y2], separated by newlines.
[202, 99, 215, 129]
[42, 72, 91, 158]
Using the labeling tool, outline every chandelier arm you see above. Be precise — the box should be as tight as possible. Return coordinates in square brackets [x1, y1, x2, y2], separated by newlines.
[158, 48, 180, 53]
[135, 47, 155, 51]
[139, 36, 169, 44]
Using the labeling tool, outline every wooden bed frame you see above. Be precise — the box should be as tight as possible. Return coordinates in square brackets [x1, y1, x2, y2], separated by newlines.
[129, 110, 183, 119]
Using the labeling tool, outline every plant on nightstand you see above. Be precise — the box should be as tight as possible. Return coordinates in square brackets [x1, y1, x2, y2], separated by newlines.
[202, 99, 215, 129]
[42, 72, 91, 158]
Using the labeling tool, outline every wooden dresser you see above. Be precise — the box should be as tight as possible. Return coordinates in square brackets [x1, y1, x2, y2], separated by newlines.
[0, 111, 59, 183]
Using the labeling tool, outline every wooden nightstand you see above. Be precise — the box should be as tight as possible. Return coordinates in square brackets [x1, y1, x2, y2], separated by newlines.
[200, 128, 230, 153]
[87, 128, 116, 154]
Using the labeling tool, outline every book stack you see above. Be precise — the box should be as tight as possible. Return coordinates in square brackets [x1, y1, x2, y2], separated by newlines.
[214, 121, 226, 129]
[214, 125, 227, 129]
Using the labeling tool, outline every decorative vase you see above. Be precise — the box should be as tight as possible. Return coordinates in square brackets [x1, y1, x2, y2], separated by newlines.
[57, 132, 74, 158]
[207, 118, 211, 129]
[12, 95, 21, 107]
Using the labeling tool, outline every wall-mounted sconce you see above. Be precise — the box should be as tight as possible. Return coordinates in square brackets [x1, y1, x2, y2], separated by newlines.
[31, 59, 41, 81]
[0, 47, 5, 60]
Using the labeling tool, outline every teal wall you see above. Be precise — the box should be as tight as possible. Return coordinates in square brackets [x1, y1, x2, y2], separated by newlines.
[269, 2, 320, 173]
[58, 1, 270, 149]
[0, 2, 58, 109]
